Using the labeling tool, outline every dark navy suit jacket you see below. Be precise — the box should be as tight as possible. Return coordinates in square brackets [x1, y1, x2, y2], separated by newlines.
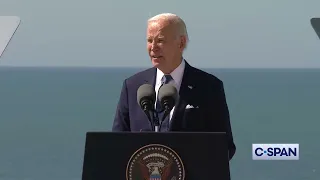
[112, 61, 236, 159]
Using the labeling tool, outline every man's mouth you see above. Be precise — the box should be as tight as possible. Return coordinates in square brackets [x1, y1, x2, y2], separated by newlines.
[151, 56, 163, 58]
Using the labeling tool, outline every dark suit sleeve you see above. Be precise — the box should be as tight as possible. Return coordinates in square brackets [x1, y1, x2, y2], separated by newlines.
[216, 82, 236, 160]
[112, 79, 130, 131]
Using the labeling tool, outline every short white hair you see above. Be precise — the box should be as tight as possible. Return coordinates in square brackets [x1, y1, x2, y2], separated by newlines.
[148, 13, 189, 43]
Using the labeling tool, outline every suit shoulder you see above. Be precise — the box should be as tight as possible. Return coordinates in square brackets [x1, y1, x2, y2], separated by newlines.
[191, 66, 223, 85]
[123, 67, 155, 85]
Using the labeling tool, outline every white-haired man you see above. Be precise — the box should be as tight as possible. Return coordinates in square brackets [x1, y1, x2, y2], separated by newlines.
[112, 13, 236, 160]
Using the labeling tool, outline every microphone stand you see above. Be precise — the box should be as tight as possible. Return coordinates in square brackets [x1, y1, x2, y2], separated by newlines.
[154, 109, 170, 132]
[148, 111, 155, 131]
[142, 105, 156, 131]
[159, 108, 170, 131]
[153, 110, 160, 132]
[152, 103, 172, 132]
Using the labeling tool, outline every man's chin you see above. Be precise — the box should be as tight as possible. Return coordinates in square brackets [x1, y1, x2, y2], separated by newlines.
[151, 59, 162, 68]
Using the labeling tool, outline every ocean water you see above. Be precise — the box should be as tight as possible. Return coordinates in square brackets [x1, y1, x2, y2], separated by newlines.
[0, 67, 319, 180]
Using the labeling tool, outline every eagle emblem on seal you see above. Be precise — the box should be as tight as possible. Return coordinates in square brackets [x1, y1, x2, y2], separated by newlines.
[126, 144, 185, 180]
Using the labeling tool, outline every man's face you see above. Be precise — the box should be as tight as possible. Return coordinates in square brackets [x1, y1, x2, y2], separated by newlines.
[147, 20, 182, 72]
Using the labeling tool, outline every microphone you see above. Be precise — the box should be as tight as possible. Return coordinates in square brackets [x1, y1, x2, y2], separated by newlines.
[137, 84, 156, 130]
[158, 84, 178, 126]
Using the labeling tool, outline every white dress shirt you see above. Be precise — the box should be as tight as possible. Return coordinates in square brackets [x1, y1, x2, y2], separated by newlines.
[154, 59, 186, 121]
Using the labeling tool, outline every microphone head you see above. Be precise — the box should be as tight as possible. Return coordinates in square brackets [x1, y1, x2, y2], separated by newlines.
[158, 84, 178, 110]
[137, 84, 156, 108]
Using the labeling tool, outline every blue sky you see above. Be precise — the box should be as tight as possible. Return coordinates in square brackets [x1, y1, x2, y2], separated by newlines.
[0, 0, 319, 68]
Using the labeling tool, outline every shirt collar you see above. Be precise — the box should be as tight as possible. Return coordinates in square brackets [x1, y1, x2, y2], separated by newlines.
[156, 59, 185, 86]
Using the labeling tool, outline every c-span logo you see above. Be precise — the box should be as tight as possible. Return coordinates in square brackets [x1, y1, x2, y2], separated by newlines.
[126, 144, 185, 180]
[252, 144, 299, 160]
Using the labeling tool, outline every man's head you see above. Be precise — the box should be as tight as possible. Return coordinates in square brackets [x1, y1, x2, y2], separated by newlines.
[147, 13, 188, 74]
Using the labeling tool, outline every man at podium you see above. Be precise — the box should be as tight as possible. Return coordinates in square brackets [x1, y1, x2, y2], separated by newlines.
[112, 13, 236, 160]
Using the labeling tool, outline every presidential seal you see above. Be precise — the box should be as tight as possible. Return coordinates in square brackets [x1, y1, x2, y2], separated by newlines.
[126, 144, 185, 180]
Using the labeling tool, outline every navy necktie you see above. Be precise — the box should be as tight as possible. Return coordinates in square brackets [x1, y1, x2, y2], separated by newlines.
[156, 75, 173, 132]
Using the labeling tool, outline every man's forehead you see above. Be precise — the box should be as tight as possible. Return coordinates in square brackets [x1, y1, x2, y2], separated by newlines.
[147, 28, 165, 37]
[147, 21, 174, 36]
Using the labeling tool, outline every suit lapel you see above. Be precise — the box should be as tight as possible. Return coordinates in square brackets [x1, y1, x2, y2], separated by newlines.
[170, 61, 195, 131]
[143, 67, 157, 87]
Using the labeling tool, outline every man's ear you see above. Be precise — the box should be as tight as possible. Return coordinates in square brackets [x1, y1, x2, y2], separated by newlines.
[179, 36, 187, 49]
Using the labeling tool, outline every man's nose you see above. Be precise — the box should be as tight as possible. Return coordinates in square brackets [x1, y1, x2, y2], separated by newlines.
[151, 42, 158, 50]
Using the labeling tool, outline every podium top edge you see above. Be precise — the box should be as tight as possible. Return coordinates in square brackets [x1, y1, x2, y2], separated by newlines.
[85, 131, 227, 135]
